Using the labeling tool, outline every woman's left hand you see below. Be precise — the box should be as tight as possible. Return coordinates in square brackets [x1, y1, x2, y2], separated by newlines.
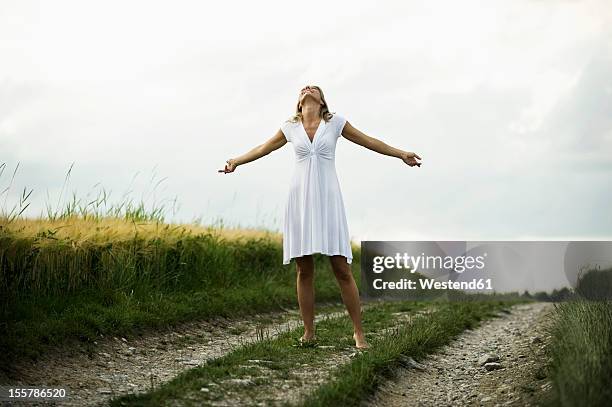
[401, 151, 422, 167]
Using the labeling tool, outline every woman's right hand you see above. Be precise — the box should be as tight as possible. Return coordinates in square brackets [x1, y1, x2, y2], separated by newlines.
[218, 158, 238, 174]
[401, 151, 422, 167]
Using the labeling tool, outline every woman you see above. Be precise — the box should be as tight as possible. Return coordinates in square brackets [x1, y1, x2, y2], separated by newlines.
[219, 85, 421, 349]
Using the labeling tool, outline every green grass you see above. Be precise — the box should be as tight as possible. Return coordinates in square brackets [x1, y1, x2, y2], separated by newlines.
[543, 299, 612, 407]
[107, 299, 517, 406]
[0, 230, 363, 372]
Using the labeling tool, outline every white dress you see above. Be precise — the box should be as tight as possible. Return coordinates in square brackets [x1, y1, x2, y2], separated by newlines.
[280, 113, 353, 265]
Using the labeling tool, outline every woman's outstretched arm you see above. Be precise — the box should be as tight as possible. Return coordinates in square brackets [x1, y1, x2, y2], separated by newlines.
[218, 129, 287, 173]
[342, 121, 422, 167]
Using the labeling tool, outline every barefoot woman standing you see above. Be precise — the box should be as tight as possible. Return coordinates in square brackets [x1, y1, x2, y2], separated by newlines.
[219, 85, 421, 349]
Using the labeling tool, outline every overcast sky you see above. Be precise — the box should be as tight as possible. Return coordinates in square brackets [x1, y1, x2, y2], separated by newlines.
[2, 0, 611, 245]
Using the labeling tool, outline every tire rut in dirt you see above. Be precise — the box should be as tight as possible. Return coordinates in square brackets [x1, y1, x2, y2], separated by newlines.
[1, 303, 358, 407]
[365, 302, 556, 407]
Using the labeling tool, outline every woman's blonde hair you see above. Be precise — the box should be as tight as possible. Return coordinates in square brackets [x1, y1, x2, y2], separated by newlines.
[287, 85, 335, 123]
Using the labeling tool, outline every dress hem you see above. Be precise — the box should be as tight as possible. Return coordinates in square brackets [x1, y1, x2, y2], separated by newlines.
[283, 250, 353, 265]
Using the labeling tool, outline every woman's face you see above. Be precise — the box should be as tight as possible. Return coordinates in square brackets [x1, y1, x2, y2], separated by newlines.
[299, 85, 322, 106]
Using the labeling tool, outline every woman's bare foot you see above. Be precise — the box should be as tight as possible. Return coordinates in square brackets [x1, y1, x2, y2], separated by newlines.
[301, 330, 316, 341]
[353, 332, 370, 349]
[298, 331, 318, 347]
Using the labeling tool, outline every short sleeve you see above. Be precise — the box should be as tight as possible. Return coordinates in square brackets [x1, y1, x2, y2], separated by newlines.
[280, 120, 292, 143]
[335, 114, 347, 138]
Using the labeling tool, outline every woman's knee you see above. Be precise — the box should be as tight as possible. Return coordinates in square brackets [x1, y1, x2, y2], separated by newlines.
[330, 256, 352, 282]
[296, 255, 314, 277]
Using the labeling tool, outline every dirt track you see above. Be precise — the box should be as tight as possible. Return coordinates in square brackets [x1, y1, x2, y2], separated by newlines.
[2, 302, 557, 407]
[1, 304, 353, 406]
[366, 302, 556, 407]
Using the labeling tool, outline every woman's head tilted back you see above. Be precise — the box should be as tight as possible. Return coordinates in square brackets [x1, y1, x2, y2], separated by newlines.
[289, 85, 334, 123]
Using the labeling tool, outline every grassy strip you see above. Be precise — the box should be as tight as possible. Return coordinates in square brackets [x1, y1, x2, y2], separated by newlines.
[299, 299, 522, 407]
[542, 299, 612, 406]
[108, 300, 430, 406]
[1, 285, 348, 366]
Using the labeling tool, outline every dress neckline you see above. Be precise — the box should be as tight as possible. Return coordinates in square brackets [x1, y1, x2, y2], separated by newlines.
[300, 118, 324, 145]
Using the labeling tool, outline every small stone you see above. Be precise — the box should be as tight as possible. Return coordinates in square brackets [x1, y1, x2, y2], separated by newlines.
[484, 362, 503, 371]
[481, 396, 493, 402]
[399, 355, 427, 371]
[478, 354, 500, 365]
[121, 337, 127, 342]
[200, 387, 210, 392]
[226, 378, 254, 386]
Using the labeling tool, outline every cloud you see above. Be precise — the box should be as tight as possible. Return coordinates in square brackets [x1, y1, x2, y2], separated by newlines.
[544, 33, 612, 156]
[1, 0, 611, 242]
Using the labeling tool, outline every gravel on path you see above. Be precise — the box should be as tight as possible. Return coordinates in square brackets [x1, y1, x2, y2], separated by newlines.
[365, 302, 556, 407]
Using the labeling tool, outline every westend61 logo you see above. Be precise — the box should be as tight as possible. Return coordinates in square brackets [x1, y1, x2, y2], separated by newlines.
[372, 252, 488, 274]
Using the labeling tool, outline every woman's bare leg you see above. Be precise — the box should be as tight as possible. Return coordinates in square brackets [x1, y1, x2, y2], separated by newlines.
[295, 255, 315, 339]
[329, 255, 369, 348]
